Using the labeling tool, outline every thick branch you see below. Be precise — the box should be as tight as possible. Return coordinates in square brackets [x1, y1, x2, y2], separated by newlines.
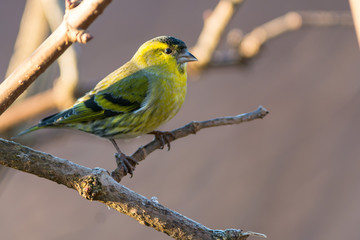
[0, 138, 265, 240]
[0, 0, 112, 115]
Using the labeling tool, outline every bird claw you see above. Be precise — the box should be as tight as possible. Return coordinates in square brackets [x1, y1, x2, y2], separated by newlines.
[114, 152, 138, 178]
[149, 131, 175, 151]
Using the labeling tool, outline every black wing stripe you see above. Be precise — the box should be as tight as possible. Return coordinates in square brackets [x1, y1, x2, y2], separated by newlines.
[102, 93, 141, 110]
[84, 95, 103, 112]
[104, 110, 121, 117]
[84, 95, 123, 117]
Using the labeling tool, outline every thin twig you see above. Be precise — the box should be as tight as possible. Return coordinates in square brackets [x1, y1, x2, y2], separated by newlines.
[111, 106, 269, 181]
[135, 105, 269, 160]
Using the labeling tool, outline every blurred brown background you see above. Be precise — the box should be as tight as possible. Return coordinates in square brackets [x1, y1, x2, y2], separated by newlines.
[1, 0, 359, 239]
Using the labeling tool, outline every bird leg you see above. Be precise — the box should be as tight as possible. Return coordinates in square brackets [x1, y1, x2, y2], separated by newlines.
[148, 131, 175, 151]
[109, 139, 138, 179]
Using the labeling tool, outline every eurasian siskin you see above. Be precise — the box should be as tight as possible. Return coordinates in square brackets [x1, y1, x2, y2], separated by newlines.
[16, 36, 197, 175]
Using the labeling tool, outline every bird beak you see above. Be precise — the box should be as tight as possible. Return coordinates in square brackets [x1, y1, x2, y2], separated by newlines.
[177, 49, 198, 64]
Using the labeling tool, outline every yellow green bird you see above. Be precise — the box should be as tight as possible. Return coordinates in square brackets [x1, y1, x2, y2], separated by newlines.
[16, 36, 197, 175]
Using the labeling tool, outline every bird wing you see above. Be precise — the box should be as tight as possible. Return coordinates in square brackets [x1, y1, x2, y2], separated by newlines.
[46, 71, 149, 125]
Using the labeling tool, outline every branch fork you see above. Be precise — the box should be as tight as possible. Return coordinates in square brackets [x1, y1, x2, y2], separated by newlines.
[64, 0, 93, 44]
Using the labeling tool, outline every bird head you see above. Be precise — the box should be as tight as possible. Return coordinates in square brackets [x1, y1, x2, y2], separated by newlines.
[132, 36, 197, 72]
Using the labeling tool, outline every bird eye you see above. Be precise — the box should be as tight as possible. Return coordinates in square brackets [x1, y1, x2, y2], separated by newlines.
[164, 48, 172, 54]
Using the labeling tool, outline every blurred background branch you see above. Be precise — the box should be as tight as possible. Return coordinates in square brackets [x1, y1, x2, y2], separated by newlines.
[349, 0, 360, 48]
[211, 11, 353, 66]
[189, 0, 244, 73]
[238, 11, 352, 59]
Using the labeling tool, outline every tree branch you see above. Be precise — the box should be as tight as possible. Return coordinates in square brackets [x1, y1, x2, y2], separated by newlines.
[0, 0, 112, 115]
[211, 11, 353, 65]
[0, 107, 268, 239]
[239, 11, 352, 59]
[134, 105, 268, 160]
[349, 0, 360, 48]
[111, 106, 269, 181]
[189, 0, 244, 73]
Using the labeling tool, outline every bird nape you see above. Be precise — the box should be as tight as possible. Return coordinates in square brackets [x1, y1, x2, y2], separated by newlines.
[15, 36, 197, 178]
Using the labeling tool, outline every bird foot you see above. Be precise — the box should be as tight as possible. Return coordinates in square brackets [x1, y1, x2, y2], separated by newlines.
[149, 131, 175, 151]
[113, 152, 138, 178]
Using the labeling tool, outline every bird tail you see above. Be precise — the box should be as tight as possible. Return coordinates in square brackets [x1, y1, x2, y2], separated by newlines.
[12, 111, 62, 139]
[12, 125, 44, 139]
